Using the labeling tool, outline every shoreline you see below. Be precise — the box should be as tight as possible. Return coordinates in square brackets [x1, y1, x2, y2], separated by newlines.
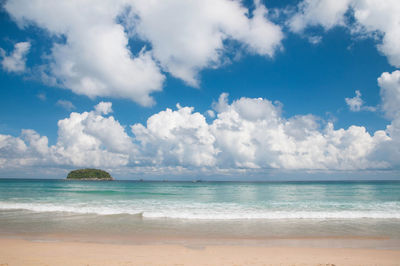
[2, 232, 400, 249]
[1, 238, 400, 266]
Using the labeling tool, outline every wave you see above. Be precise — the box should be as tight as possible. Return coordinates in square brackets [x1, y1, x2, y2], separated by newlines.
[1, 202, 400, 220]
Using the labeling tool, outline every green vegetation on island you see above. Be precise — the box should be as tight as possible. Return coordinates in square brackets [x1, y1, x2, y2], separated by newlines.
[66, 168, 114, 180]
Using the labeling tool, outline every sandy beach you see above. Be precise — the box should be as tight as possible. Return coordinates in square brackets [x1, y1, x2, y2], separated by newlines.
[0, 238, 400, 266]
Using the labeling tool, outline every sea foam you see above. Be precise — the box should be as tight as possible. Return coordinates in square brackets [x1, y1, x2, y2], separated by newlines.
[1, 201, 400, 220]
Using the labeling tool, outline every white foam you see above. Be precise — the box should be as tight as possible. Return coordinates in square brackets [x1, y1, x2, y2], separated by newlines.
[1, 201, 400, 220]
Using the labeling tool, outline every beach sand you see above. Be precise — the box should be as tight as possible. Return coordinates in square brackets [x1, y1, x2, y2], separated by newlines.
[0, 238, 400, 266]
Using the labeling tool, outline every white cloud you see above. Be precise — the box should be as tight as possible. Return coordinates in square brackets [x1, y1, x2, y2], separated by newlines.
[289, 0, 400, 67]
[4, 0, 164, 106]
[131, 104, 217, 167]
[0, 130, 50, 168]
[308, 35, 322, 45]
[0, 102, 135, 169]
[379, 70, 400, 120]
[0, 41, 30, 73]
[353, 0, 400, 68]
[4, 0, 283, 103]
[345, 90, 376, 112]
[129, 0, 283, 86]
[1, 87, 400, 176]
[54, 102, 135, 166]
[209, 94, 387, 170]
[371, 70, 400, 168]
[94, 101, 113, 115]
[212, 92, 230, 113]
[346, 90, 363, 111]
[206, 110, 215, 118]
[128, 93, 391, 171]
[289, 0, 351, 33]
[56, 100, 75, 111]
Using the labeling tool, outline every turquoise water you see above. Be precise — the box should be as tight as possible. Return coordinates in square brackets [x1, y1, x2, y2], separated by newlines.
[1, 179, 400, 239]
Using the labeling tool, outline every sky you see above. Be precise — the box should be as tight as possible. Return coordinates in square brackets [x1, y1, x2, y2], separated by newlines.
[0, 0, 399, 180]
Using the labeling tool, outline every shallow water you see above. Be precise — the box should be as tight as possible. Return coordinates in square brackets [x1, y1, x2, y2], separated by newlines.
[0, 179, 400, 239]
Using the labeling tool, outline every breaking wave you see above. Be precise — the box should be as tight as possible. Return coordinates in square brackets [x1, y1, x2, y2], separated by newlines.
[1, 201, 400, 220]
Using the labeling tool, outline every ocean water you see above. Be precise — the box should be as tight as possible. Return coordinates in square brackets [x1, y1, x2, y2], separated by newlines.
[0, 179, 400, 241]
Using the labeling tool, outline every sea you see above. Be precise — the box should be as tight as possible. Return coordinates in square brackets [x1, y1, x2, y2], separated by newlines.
[1, 179, 400, 244]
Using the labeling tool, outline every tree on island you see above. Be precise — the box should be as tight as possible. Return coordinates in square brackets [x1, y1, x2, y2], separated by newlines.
[66, 168, 114, 180]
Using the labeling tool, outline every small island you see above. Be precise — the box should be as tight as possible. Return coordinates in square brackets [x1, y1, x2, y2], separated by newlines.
[66, 168, 114, 181]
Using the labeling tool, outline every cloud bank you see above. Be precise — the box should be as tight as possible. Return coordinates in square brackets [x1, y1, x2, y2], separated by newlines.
[1, 71, 399, 177]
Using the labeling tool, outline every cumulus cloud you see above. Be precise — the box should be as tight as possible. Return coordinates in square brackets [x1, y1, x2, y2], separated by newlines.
[94, 101, 113, 115]
[1, 95, 394, 175]
[289, 0, 351, 33]
[345, 90, 363, 111]
[0, 41, 30, 73]
[0, 102, 134, 170]
[0, 130, 50, 168]
[208, 94, 388, 170]
[5, 0, 164, 106]
[55, 103, 135, 167]
[289, 0, 400, 67]
[345, 90, 376, 112]
[379, 70, 400, 119]
[128, 0, 283, 86]
[132, 104, 218, 167]
[4, 0, 283, 103]
[371, 70, 400, 168]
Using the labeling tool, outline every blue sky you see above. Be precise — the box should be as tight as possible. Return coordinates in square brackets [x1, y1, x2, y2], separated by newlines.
[0, 0, 400, 180]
